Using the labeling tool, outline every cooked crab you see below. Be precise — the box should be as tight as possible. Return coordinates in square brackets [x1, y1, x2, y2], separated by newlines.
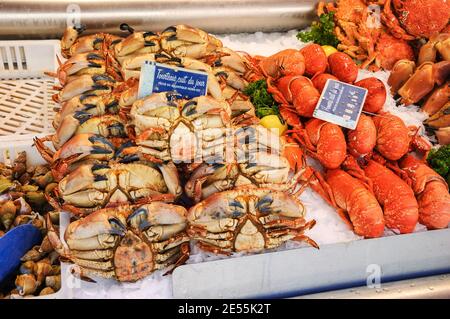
[47, 202, 189, 281]
[187, 188, 318, 254]
[51, 162, 182, 215]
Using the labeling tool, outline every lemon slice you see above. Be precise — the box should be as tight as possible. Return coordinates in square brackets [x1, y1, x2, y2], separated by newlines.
[259, 115, 288, 136]
[322, 45, 338, 57]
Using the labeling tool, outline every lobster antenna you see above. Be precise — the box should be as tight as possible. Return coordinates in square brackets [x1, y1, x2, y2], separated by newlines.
[120, 23, 135, 34]
[362, 111, 393, 119]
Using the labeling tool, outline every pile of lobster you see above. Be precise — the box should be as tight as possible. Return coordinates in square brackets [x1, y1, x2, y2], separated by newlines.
[35, 25, 319, 282]
[250, 44, 450, 238]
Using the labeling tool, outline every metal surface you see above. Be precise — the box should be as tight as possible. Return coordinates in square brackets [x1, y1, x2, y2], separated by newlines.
[172, 229, 450, 298]
[0, 0, 316, 40]
[296, 273, 450, 299]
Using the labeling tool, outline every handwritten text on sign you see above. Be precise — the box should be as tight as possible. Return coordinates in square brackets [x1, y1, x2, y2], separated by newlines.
[313, 79, 368, 130]
[138, 61, 208, 99]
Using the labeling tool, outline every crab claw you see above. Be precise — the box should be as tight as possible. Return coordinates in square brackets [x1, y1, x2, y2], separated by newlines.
[160, 25, 222, 59]
[398, 62, 434, 105]
[128, 203, 188, 242]
[433, 61, 450, 86]
[128, 203, 186, 231]
[61, 24, 87, 58]
[181, 95, 231, 125]
[388, 60, 416, 95]
[115, 26, 160, 58]
[57, 74, 116, 102]
[64, 207, 127, 250]
[119, 23, 135, 34]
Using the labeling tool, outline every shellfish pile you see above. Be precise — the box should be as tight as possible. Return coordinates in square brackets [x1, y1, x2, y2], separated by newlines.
[245, 39, 450, 238]
[33, 25, 319, 282]
[0, 152, 61, 298]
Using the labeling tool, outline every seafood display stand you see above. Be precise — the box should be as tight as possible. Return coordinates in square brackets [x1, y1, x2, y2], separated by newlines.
[1, 19, 449, 299]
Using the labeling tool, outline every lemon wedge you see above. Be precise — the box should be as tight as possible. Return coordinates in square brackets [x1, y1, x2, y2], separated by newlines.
[322, 45, 338, 57]
[259, 115, 288, 136]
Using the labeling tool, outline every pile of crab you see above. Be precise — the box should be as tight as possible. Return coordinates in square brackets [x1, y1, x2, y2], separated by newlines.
[318, 0, 449, 71]
[247, 41, 450, 239]
[36, 25, 320, 282]
[388, 33, 450, 145]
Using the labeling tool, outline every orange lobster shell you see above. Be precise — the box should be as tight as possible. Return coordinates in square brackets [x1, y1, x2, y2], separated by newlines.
[268, 75, 320, 117]
[364, 160, 419, 234]
[328, 52, 358, 83]
[347, 114, 377, 157]
[311, 73, 338, 93]
[373, 113, 410, 161]
[399, 155, 450, 229]
[326, 169, 385, 238]
[259, 49, 305, 79]
[354, 77, 387, 114]
[300, 44, 328, 77]
[295, 119, 347, 169]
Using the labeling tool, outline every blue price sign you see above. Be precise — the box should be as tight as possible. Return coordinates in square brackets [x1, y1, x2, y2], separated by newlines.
[138, 61, 208, 99]
[313, 79, 368, 130]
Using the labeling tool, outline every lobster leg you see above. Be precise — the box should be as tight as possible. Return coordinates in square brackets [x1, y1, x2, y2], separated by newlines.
[384, 161, 414, 188]
[288, 129, 316, 152]
[266, 77, 290, 105]
[264, 217, 314, 229]
[408, 126, 432, 160]
[309, 170, 354, 230]
[342, 156, 374, 193]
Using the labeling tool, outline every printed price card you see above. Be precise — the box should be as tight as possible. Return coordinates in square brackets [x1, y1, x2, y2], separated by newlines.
[313, 79, 368, 130]
[138, 61, 208, 99]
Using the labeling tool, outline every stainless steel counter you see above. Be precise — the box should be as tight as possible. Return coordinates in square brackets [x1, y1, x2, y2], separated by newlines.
[296, 273, 450, 299]
[0, 0, 316, 39]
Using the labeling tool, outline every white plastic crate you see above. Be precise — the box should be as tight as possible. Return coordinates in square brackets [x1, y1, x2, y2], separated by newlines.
[0, 40, 60, 140]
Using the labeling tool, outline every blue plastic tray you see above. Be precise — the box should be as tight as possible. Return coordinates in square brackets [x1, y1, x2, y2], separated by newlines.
[0, 224, 42, 284]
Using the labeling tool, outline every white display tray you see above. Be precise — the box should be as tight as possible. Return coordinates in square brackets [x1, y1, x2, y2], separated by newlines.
[172, 228, 450, 298]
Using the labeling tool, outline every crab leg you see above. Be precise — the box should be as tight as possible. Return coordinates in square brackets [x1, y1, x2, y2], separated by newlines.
[196, 241, 232, 255]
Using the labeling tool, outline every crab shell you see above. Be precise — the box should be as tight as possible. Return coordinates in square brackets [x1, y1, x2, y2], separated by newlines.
[61, 203, 189, 282]
[114, 31, 160, 58]
[57, 162, 181, 211]
[393, 0, 449, 38]
[187, 188, 317, 253]
[160, 25, 223, 59]
[53, 113, 126, 150]
[130, 93, 232, 164]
